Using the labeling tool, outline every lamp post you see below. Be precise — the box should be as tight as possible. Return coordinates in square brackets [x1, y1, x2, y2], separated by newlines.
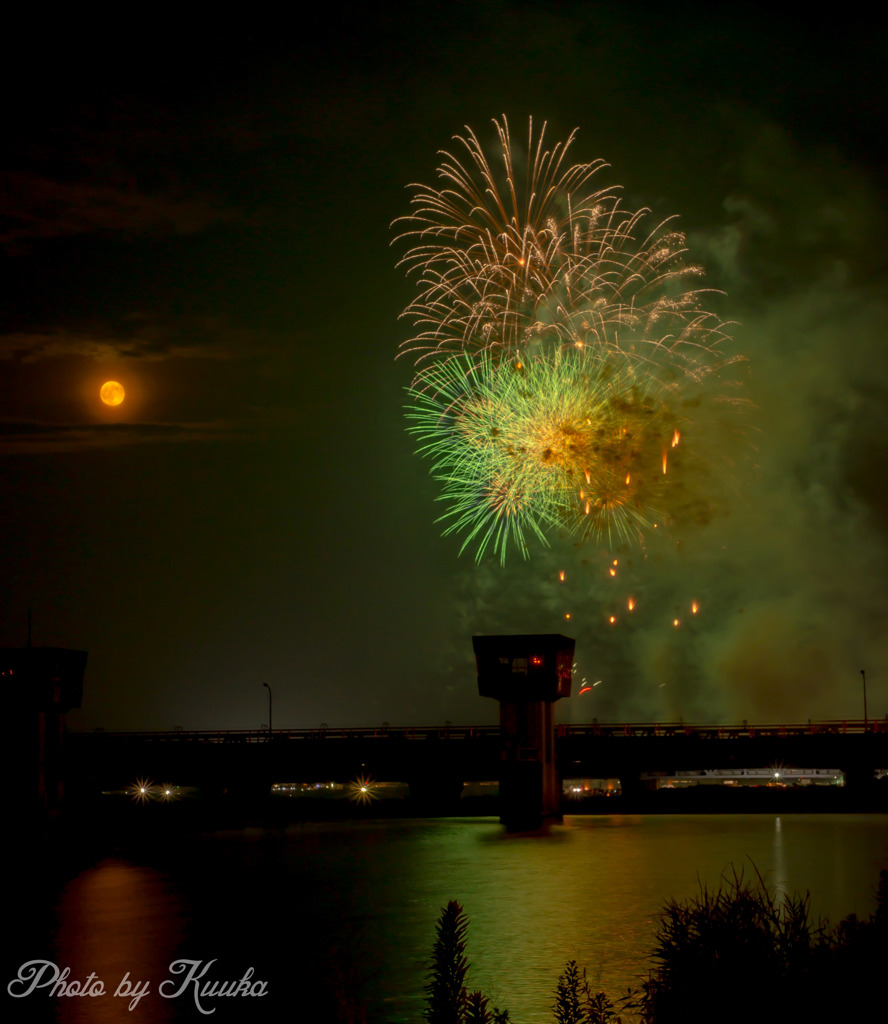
[860, 669, 868, 732]
[263, 682, 273, 741]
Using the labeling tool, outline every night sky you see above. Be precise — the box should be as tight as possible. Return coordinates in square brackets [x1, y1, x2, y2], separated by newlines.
[2, 4, 886, 732]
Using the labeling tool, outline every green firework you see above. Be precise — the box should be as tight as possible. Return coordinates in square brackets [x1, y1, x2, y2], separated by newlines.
[406, 348, 688, 562]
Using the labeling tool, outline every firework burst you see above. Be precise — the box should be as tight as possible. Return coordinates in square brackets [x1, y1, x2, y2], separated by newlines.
[395, 116, 743, 560]
[407, 347, 691, 561]
[394, 116, 730, 369]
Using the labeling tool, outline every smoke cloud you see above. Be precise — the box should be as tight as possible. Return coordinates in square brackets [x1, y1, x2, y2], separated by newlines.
[433, 116, 888, 725]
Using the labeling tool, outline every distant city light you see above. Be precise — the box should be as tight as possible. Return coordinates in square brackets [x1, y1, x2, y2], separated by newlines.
[349, 775, 378, 805]
[130, 778, 155, 803]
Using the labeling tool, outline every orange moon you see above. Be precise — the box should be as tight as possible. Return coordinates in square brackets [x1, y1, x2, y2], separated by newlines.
[100, 381, 125, 406]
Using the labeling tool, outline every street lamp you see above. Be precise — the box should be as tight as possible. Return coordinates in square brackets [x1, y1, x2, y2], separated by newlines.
[263, 682, 273, 741]
[860, 669, 868, 732]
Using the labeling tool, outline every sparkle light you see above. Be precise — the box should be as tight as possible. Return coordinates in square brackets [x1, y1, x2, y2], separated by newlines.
[130, 778, 155, 803]
[349, 775, 378, 805]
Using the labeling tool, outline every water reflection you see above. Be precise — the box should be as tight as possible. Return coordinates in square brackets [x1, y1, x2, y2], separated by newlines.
[772, 816, 787, 904]
[51, 860, 184, 1024]
[34, 814, 887, 1023]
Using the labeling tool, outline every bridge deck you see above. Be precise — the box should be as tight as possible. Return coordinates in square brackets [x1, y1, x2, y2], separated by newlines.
[75, 718, 887, 744]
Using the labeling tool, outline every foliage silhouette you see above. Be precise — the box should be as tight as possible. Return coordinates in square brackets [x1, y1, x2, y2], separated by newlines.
[423, 900, 510, 1024]
[553, 960, 624, 1023]
[425, 867, 887, 1024]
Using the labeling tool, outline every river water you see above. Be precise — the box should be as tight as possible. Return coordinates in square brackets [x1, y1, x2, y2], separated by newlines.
[8, 814, 887, 1022]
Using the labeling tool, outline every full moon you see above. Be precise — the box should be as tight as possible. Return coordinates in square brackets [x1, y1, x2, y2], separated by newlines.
[100, 381, 125, 406]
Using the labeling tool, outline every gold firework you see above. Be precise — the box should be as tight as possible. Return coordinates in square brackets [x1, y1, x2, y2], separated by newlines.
[394, 116, 731, 374]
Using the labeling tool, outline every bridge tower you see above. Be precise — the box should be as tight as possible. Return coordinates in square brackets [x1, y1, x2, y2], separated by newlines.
[4, 646, 87, 823]
[473, 634, 574, 829]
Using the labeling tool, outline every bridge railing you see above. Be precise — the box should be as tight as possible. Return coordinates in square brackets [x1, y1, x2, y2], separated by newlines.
[72, 718, 887, 744]
[557, 719, 886, 739]
[74, 725, 503, 743]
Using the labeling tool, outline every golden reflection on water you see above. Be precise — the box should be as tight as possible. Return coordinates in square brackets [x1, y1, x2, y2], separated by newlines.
[51, 859, 184, 1024]
[37, 815, 887, 1023]
[384, 813, 888, 1022]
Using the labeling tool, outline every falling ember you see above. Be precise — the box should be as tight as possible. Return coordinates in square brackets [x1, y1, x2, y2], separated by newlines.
[628, 597, 635, 611]
[584, 469, 591, 484]
[609, 568, 617, 577]
[559, 570, 565, 581]
[662, 448, 668, 474]
[625, 473, 631, 485]
[672, 429, 681, 447]
[609, 615, 616, 624]
[691, 601, 699, 614]
[673, 618, 680, 627]
[565, 613, 571, 620]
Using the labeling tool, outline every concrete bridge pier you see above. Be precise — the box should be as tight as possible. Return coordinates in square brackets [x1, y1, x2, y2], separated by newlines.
[473, 634, 574, 830]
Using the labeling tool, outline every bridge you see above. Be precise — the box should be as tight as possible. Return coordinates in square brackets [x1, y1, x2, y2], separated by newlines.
[68, 719, 888, 803]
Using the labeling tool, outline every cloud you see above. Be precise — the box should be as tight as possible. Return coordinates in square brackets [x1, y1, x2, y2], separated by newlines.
[0, 319, 259, 364]
[0, 418, 240, 455]
[0, 173, 235, 248]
